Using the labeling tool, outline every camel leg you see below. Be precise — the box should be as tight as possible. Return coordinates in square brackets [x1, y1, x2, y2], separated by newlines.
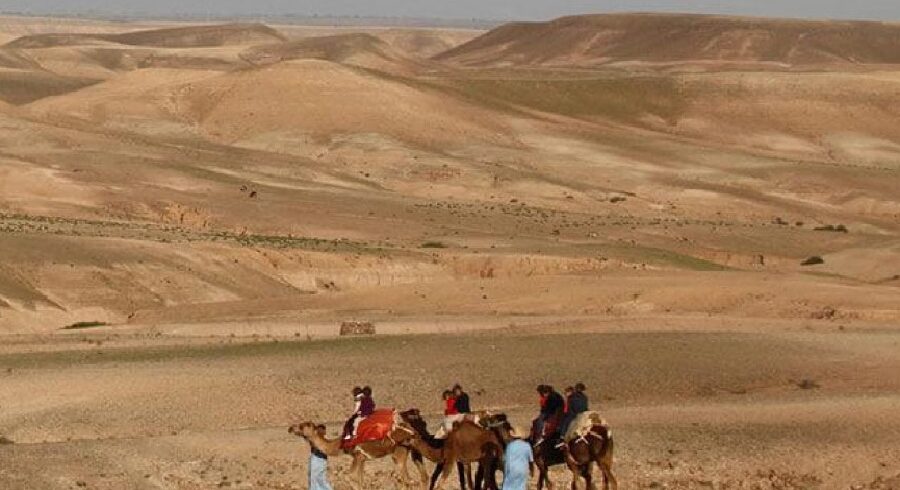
[391, 447, 403, 485]
[597, 438, 616, 490]
[476, 458, 499, 490]
[392, 447, 410, 488]
[537, 464, 552, 490]
[357, 456, 366, 490]
[482, 459, 496, 490]
[564, 451, 579, 490]
[583, 464, 594, 490]
[465, 463, 475, 490]
[412, 453, 429, 488]
[433, 454, 456, 490]
[345, 454, 365, 490]
[487, 458, 500, 490]
[598, 462, 617, 490]
[430, 463, 443, 490]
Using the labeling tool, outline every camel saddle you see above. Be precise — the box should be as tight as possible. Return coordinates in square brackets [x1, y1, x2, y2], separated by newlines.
[342, 409, 397, 449]
[563, 411, 608, 443]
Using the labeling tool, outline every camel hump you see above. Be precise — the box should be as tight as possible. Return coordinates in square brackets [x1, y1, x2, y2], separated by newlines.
[563, 411, 608, 442]
[345, 409, 397, 448]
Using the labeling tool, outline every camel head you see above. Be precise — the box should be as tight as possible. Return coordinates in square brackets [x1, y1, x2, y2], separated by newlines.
[400, 408, 422, 421]
[480, 411, 508, 428]
[480, 415, 514, 444]
[391, 422, 419, 445]
[401, 431, 424, 449]
[399, 408, 429, 437]
[288, 421, 317, 438]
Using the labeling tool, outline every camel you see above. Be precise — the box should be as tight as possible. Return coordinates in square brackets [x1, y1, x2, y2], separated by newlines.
[288, 420, 428, 490]
[483, 415, 568, 490]
[400, 409, 500, 490]
[559, 423, 617, 490]
[400, 410, 502, 490]
[486, 416, 616, 490]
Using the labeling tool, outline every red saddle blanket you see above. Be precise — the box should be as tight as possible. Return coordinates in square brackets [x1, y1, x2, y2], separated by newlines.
[343, 409, 396, 449]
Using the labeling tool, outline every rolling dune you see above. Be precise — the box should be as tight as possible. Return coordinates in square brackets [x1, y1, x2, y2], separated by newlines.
[4, 23, 286, 49]
[436, 13, 900, 67]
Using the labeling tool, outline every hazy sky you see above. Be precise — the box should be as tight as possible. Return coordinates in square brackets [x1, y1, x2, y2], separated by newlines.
[2, 0, 899, 21]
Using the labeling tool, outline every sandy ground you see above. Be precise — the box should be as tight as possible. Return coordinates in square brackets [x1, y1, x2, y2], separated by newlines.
[2, 328, 900, 489]
[0, 12, 899, 490]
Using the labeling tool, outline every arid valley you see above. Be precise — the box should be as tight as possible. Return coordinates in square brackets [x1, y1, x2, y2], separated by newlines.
[0, 11, 899, 489]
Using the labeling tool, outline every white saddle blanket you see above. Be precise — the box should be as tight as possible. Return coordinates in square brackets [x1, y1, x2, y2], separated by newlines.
[563, 411, 607, 442]
[434, 413, 481, 439]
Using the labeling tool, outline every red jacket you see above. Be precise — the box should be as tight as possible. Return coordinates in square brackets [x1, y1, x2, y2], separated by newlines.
[445, 397, 459, 415]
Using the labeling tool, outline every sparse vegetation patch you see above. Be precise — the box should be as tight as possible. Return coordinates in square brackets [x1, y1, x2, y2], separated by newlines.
[801, 256, 825, 266]
[420, 241, 447, 249]
[62, 321, 108, 330]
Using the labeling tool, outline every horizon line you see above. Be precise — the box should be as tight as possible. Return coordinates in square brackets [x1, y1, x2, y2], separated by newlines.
[1, 9, 899, 26]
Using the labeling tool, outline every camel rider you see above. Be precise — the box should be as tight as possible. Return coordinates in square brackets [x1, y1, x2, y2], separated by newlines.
[444, 390, 458, 416]
[436, 388, 465, 439]
[343, 386, 376, 441]
[533, 384, 565, 444]
[558, 382, 589, 438]
[342, 387, 365, 441]
[360, 386, 376, 416]
[309, 424, 333, 490]
[452, 384, 471, 414]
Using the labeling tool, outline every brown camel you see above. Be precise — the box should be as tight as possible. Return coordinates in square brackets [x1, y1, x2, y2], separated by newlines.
[484, 416, 566, 490]
[494, 414, 615, 490]
[559, 423, 617, 490]
[400, 412, 502, 490]
[400, 409, 499, 490]
[288, 420, 428, 490]
[532, 437, 567, 490]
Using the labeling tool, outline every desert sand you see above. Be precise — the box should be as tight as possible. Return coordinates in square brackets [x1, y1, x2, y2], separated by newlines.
[0, 12, 899, 489]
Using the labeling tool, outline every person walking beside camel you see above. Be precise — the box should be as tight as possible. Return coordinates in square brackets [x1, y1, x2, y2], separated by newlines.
[502, 425, 534, 490]
[308, 424, 333, 490]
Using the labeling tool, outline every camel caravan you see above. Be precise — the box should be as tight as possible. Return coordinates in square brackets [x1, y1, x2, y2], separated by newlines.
[288, 384, 617, 490]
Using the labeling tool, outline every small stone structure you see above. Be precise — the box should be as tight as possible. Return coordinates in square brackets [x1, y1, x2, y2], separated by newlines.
[340, 321, 376, 336]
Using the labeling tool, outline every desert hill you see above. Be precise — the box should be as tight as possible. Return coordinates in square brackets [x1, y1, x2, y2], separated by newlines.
[0, 48, 42, 70]
[0, 69, 99, 105]
[240, 33, 425, 73]
[375, 28, 482, 58]
[436, 13, 900, 67]
[0, 24, 285, 105]
[25, 60, 511, 148]
[4, 23, 285, 49]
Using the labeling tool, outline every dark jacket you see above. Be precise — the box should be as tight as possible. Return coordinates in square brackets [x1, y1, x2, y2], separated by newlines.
[359, 395, 376, 416]
[454, 392, 471, 414]
[567, 392, 589, 415]
[541, 390, 565, 418]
